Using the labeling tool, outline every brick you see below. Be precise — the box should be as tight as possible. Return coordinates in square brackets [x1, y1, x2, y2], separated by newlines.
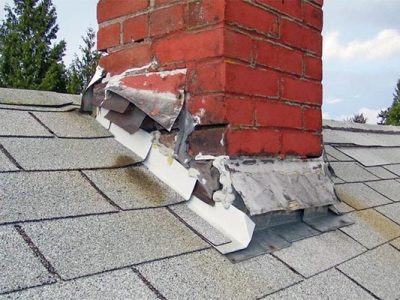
[225, 96, 255, 126]
[226, 128, 281, 156]
[154, 28, 224, 65]
[123, 14, 149, 43]
[99, 43, 152, 75]
[188, 0, 225, 28]
[304, 54, 322, 81]
[303, 107, 322, 131]
[303, 2, 323, 31]
[226, 63, 279, 97]
[256, 40, 302, 75]
[255, 101, 302, 129]
[150, 4, 185, 36]
[154, 0, 180, 6]
[226, 0, 278, 37]
[97, 0, 149, 23]
[310, 0, 324, 7]
[188, 60, 226, 94]
[189, 127, 227, 156]
[97, 23, 121, 50]
[187, 94, 227, 125]
[282, 130, 322, 157]
[224, 29, 255, 63]
[119, 72, 186, 93]
[256, 0, 303, 19]
[280, 18, 322, 55]
[281, 76, 322, 105]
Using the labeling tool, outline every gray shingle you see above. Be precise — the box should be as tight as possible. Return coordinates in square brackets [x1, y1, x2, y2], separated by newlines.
[391, 238, 400, 250]
[0, 111, 52, 137]
[83, 166, 184, 210]
[0, 226, 54, 294]
[0, 150, 18, 171]
[323, 129, 400, 147]
[0, 104, 78, 112]
[1, 269, 157, 300]
[376, 203, 400, 224]
[337, 147, 400, 167]
[329, 162, 379, 182]
[0, 88, 78, 106]
[0, 171, 116, 224]
[338, 245, 400, 299]
[263, 269, 374, 300]
[324, 145, 353, 161]
[335, 183, 392, 210]
[323, 119, 400, 133]
[274, 231, 366, 278]
[339, 209, 400, 249]
[366, 180, 400, 202]
[21, 209, 208, 279]
[32, 111, 111, 138]
[325, 154, 337, 162]
[137, 249, 301, 300]
[333, 201, 355, 213]
[383, 164, 400, 177]
[366, 166, 398, 179]
[0, 138, 141, 170]
[169, 204, 231, 246]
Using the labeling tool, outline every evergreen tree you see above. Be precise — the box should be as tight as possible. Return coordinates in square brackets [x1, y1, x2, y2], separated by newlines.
[387, 79, 400, 125]
[67, 28, 100, 94]
[378, 109, 389, 125]
[349, 113, 367, 124]
[0, 0, 67, 92]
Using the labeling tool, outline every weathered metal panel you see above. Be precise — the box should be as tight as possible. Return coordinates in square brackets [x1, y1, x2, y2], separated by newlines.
[101, 92, 130, 113]
[228, 158, 339, 215]
[105, 69, 187, 131]
[105, 107, 146, 134]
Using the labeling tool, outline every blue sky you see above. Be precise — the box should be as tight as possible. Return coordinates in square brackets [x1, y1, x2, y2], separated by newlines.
[0, 0, 399, 124]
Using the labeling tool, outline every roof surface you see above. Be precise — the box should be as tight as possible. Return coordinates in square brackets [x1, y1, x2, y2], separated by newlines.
[0, 89, 400, 299]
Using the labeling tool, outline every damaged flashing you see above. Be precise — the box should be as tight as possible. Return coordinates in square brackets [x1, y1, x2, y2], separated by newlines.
[105, 68, 187, 132]
[228, 157, 339, 215]
[83, 63, 350, 259]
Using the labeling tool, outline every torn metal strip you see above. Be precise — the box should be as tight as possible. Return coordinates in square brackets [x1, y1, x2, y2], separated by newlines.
[228, 158, 339, 216]
[101, 92, 130, 113]
[96, 107, 152, 161]
[81, 66, 105, 112]
[174, 105, 197, 166]
[105, 107, 146, 134]
[106, 69, 187, 131]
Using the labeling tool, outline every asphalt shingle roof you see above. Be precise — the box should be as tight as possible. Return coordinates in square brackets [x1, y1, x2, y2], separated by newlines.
[1, 90, 400, 299]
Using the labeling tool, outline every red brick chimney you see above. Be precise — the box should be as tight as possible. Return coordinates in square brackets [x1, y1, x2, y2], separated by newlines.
[96, 0, 323, 159]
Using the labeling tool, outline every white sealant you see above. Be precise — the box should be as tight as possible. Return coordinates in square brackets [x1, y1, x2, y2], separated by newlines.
[212, 156, 235, 209]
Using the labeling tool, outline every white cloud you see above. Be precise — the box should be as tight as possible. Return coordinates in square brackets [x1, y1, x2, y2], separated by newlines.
[322, 112, 331, 119]
[326, 98, 344, 104]
[324, 29, 400, 60]
[358, 107, 382, 124]
[323, 108, 383, 124]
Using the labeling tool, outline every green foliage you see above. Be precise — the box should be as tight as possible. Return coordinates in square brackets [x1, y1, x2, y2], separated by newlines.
[378, 109, 389, 125]
[350, 113, 367, 124]
[0, 0, 67, 92]
[66, 28, 100, 94]
[387, 79, 400, 125]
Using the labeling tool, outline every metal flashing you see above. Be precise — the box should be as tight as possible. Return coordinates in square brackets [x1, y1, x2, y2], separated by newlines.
[105, 69, 187, 131]
[228, 158, 339, 215]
